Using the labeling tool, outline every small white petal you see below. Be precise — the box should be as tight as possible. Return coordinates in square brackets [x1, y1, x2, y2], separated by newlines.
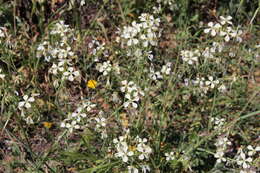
[122, 155, 128, 162]
[25, 103, 31, 108]
[28, 97, 35, 102]
[23, 95, 29, 100]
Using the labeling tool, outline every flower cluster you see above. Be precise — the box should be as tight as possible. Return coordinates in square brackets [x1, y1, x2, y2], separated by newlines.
[211, 117, 259, 172]
[61, 67, 80, 82]
[113, 135, 134, 162]
[120, 80, 144, 109]
[36, 21, 80, 85]
[201, 41, 225, 63]
[118, 13, 160, 48]
[94, 111, 108, 139]
[149, 67, 162, 81]
[60, 101, 96, 133]
[210, 117, 225, 130]
[135, 136, 152, 160]
[112, 133, 152, 173]
[192, 76, 220, 95]
[235, 146, 259, 172]
[18, 94, 35, 110]
[148, 62, 172, 81]
[96, 61, 112, 76]
[96, 60, 120, 76]
[214, 135, 232, 163]
[180, 49, 200, 65]
[165, 151, 175, 161]
[161, 62, 172, 75]
[50, 20, 74, 40]
[88, 39, 108, 62]
[37, 22, 75, 61]
[204, 22, 222, 37]
[156, 0, 177, 12]
[204, 16, 243, 42]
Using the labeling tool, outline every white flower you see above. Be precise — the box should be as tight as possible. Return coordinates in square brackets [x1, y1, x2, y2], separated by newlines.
[183, 78, 190, 86]
[62, 67, 80, 81]
[120, 80, 137, 93]
[65, 120, 81, 133]
[219, 27, 234, 42]
[113, 135, 126, 144]
[124, 92, 140, 108]
[121, 81, 143, 109]
[232, 28, 243, 42]
[205, 76, 219, 89]
[114, 137, 133, 162]
[149, 67, 162, 80]
[219, 16, 233, 25]
[247, 145, 260, 156]
[60, 102, 94, 132]
[204, 22, 222, 36]
[25, 116, 34, 124]
[181, 49, 200, 65]
[82, 100, 96, 112]
[214, 150, 227, 163]
[119, 13, 160, 48]
[211, 117, 226, 130]
[70, 112, 81, 122]
[165, 152, 175, 161]
[70, 107, 87, 122]
[121, 26, 139, 46]
[236, 150, 253, 169]
[18, 95, 35, 110]
[50, 20, 71, 37]
[101, 130, 108, 139]
[153, 5, 162, 14]
[136, 138, 152, 160]
[96, 61, 112, 76]
[141, 31, 157, 47]
[213, 135, 232, 164]
[49, 62, 64, 75]
[193, 77, 205, 87]
[161, 62, 172, 75]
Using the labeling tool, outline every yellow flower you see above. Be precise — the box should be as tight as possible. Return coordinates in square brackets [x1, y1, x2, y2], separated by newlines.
[43, 122, 53, 129]
[87, 80, 97, 89]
